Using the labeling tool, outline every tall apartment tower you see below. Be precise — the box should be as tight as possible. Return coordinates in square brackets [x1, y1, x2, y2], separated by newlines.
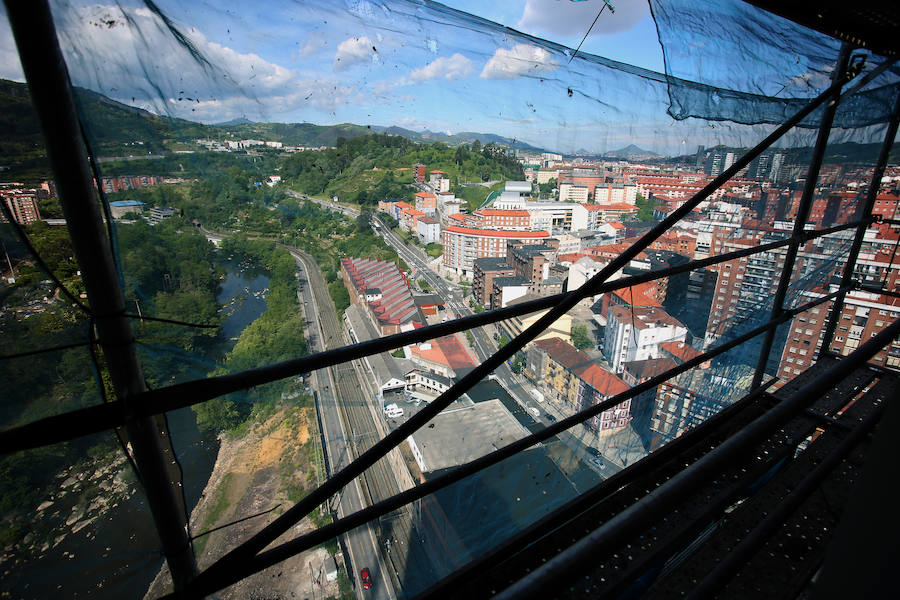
[413, 163, 427, 183]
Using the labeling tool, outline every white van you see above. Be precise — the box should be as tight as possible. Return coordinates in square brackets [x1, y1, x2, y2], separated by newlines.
[383, 403, 404, 419]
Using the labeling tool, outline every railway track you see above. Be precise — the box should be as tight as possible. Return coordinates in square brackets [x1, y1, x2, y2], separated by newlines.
[296, 248, 417, 592]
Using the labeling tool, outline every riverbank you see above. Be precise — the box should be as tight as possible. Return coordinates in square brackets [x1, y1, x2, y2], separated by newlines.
[145, 402, 342, 599]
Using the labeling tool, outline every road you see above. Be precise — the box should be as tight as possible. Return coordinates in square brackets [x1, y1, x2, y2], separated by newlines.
[370, 216, 624, 476]
[372, 216, 516, 395]
[198, 222, 395, 599]
[289, 247, 400, 600]
[286, 189, 360, 218]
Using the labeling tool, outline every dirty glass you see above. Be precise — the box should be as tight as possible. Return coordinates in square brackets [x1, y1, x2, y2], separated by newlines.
[1, 0, 898, 597]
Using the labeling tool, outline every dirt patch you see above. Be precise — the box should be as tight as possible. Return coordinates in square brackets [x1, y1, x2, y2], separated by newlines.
[144, 404, 338, 599]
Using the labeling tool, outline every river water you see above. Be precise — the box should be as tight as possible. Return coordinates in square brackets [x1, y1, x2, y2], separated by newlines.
[4, 260, 269, 599]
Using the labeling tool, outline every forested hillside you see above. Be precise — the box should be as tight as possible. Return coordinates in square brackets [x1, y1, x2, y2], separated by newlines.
[282, 133, 524, 205]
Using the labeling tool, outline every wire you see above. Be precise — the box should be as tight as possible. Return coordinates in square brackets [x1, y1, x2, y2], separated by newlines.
[568, 1, 614, 64]
[0, 199, 90, 313]
[86, 316, 142, 480]
[125, 313, 220, 328]
[0, 340, 94, 361]
[192, 504, 283, 541]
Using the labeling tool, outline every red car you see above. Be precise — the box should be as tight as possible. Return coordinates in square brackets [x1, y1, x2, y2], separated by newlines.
[360, 567, 373, 590]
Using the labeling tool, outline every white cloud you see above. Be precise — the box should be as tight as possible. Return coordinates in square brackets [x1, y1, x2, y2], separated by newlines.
[295, 31, 328, 59]
[183, 78, 358, 122]
[35, 3, 374, 123]
[333, 36, 377, 71]
[480, 44, 558, 80]
[410, 53, 474, 82]
[0, 11, 24, 81]
[517, 0, 647, 37]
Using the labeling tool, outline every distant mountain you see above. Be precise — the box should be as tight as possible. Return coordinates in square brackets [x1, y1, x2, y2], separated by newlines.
[216, 121, 373, 147]
[604, 144, 658, 158]
[214, 117, 254, 126]
[72, 87, 216, 148]
[372, 125, 546, 153]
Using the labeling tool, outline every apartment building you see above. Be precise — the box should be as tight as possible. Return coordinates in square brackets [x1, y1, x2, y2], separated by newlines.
[442, 226, 549, 278]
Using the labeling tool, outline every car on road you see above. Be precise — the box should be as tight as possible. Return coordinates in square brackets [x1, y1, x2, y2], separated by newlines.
[545, 413, 557, 423]
[586, 447, 601, 457]
[360, 567, 373, 590]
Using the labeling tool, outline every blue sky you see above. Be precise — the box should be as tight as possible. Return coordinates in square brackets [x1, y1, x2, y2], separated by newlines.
[0, 1, 876, 155]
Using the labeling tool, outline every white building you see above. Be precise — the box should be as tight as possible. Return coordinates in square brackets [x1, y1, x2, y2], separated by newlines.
[523, 201, 577, 233]
[559, 182, 590, 203]
[604, 305, 687, 374]
[566, 256, 606, 306]
[417, 216, 441, 244]
[571, 203, 602, 231]
[492, 181, 533, 209]
[594, 182, 637, 205]
[442, 226, 549, 278]
[536, 168, 559, 184]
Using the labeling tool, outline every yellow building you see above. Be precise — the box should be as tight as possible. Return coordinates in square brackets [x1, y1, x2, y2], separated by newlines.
[498, 293, 572, 348]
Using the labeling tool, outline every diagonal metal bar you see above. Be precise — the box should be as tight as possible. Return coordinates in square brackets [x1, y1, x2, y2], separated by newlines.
[494, 316, 900, 600]
[184, 75, 859, 593]
[4, 0, 198, 589]
[820, 86, 900, 350]
[0, 212, 866, 455]
[166, 287, 852, 599]
[752, 44, 852, 388]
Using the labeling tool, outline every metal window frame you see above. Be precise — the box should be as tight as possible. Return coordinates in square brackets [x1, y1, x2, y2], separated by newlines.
[4, 1, 899, 597]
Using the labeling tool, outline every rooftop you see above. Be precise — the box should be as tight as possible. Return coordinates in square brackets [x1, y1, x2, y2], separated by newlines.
[532, 337, 628, 396]
[407, 399, 529, 473]
[410, 333, 479, 373]
[609, 305, 685, 330]
[444, 226, 550, 239]
[473, 257, 512, 272]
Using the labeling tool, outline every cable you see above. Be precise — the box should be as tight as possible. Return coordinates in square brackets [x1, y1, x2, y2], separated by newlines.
[0, 340, 93, 361]
[568, 1, 614, 64]
[86, 316, 142, 480]
[125, 313, 219, 328]
[0, 198, 90, 313]
[191, 504, 283, 541]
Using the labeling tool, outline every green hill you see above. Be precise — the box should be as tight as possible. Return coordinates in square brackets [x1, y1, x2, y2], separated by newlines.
[217, 121, 373, 147]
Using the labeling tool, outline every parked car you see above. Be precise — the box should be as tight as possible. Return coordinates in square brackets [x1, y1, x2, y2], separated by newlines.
[586, 447, 601, 457]
[360, 567, 373, 590]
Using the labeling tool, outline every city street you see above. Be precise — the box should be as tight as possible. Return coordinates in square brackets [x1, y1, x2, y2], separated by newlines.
[371, 215, 642, 475]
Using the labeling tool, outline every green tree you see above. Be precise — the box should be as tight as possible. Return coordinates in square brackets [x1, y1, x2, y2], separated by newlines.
[571, 324, 593, 351]
[635, 193, 658, 221]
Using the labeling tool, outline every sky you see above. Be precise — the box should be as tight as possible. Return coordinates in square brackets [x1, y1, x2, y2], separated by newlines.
[0, 1, 884, 155]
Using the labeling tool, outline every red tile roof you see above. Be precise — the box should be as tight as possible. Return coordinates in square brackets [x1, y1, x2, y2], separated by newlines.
[475, 209, 530, 217]
[533, 337, 628, 397]
[444, 226, 549, 238]
[410, 334, 478, 370]
[660, 341, 701, 363]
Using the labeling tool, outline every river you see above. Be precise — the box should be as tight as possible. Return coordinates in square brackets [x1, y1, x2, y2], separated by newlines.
[4, 259, 270, 599]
